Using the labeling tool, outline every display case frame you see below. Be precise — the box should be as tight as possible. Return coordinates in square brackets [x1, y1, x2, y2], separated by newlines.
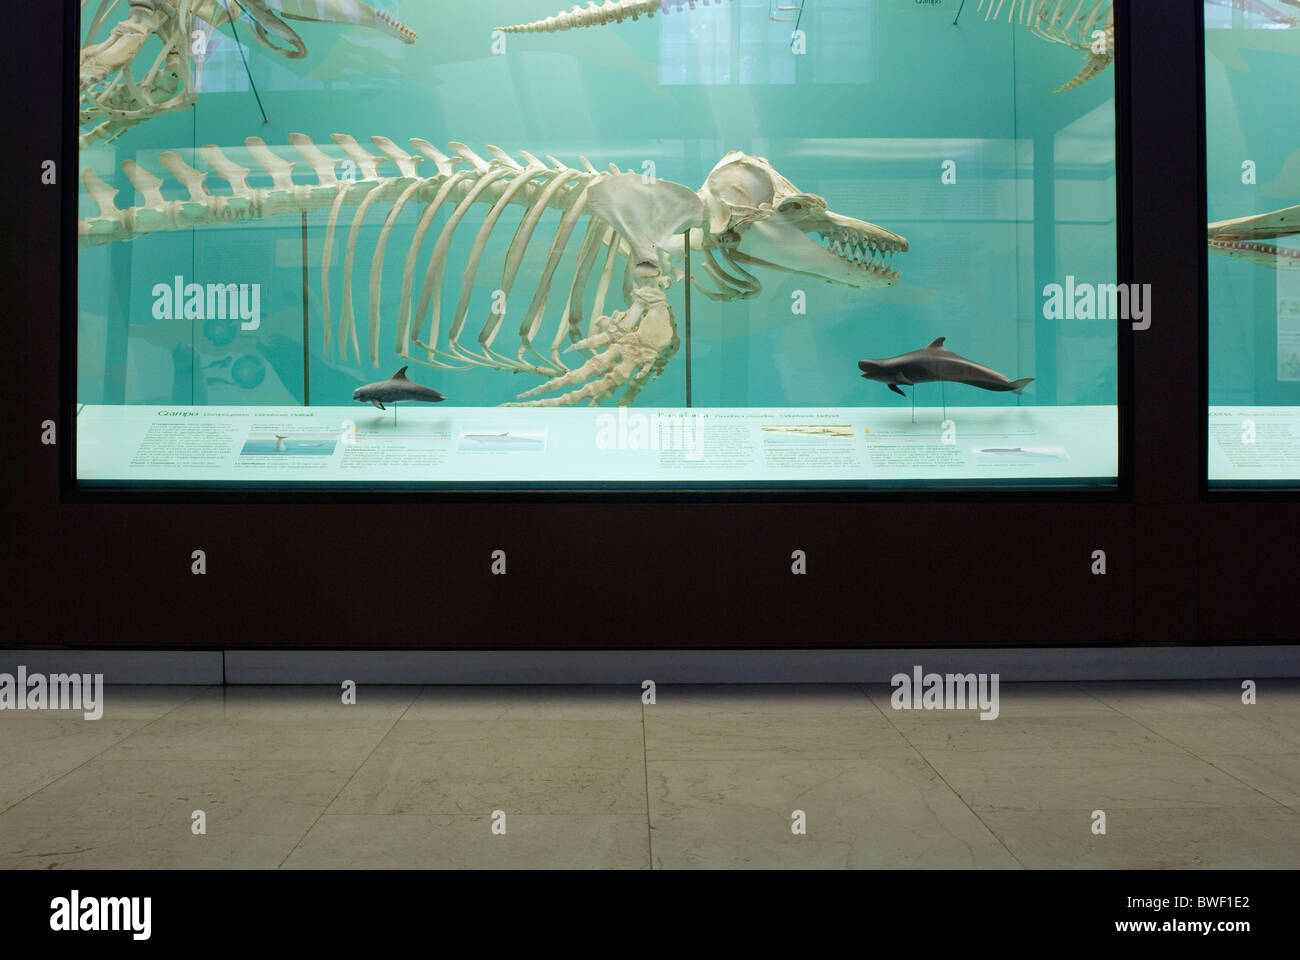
[1199, 0, 1300, 499]
[58, 0, 1135, 505]
[9, 0, 1295, 651]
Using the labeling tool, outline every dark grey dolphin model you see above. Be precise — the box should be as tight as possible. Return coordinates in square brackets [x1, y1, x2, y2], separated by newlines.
[353, 367, 446, 409]
[858, 338, 1033, 397]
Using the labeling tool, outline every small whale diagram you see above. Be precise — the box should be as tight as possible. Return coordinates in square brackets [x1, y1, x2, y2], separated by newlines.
[462, 432, 542, 445]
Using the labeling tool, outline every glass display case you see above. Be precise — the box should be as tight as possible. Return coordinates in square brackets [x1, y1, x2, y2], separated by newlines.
[75, 0, 1120, 491]
[1205, 0, 1300, 488]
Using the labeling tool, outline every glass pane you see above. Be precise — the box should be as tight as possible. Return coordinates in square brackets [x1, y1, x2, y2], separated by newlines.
[77, 0, 1119, 491]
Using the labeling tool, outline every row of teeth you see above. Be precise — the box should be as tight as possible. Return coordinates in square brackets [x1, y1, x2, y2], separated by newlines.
[1213, 239, 1300, 258]
[376, 10, 418, 40]
[818, 231, 901, 274]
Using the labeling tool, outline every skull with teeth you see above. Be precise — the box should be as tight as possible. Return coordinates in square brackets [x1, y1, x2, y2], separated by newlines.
[693, 152, 908, 301]
[1208, 203, 1300, 269]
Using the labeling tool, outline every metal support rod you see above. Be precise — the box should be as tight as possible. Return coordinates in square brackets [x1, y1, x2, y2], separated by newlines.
[301, 212, 310, 405]
[684, 228, 692, 408]
[221, 1, 270, 123]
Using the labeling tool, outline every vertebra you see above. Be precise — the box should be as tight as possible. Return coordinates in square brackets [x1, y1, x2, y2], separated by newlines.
[498, 0, 735, 34]
[81, 138, 907, 406]
[978, 1, 1115, 92]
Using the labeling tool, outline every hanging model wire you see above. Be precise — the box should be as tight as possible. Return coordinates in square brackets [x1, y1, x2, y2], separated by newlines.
[770, 0, 805, 50]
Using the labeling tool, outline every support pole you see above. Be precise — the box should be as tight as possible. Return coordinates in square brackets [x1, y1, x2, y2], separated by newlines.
[684, 228, 693, 408]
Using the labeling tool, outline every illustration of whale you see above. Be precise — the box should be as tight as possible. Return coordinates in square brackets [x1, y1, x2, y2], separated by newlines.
[463, 431, 542, 443]
[274, 435, 288, 452]
[976, 447, 1066, 460]
[858, 338, 1034, 397]
[352, 367, 447, 410]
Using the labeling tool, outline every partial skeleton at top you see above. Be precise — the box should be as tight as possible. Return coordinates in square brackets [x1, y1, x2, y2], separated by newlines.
[1206, 0, 1300, 25]
[233, 0, 417, 57]
[502, 1, 1116, 92]
[497, 0, 735, 33]
[79, 0, 416, 147]
[978, 1, 1114, 91]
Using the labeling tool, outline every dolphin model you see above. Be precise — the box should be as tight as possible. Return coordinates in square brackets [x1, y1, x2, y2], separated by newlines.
[352, 367, 447, 410]
[858, 338, 1033, 397]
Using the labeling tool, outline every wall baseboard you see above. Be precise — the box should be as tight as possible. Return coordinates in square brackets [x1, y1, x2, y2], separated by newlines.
[0, 651, 224, 684]
[0, 647, 1295, 684]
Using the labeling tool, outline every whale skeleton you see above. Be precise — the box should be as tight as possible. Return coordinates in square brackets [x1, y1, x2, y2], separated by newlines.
[499, 0, 1116, 90]
[80, 136, 907, 406]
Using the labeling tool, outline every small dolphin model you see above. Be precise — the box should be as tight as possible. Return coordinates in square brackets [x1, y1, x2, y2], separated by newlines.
[352, 367, 446, 410]
[858, 338, 1034, 397]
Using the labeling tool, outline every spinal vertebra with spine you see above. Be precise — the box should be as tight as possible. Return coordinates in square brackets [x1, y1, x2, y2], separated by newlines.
[497, 0, 735, 34]
[80, 138, 907, 406]
[503, 1, 1117, 92]
[977, 1, 1114, 92]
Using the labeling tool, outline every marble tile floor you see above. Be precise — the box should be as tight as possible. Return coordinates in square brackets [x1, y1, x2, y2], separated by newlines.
[0, 681, 1297, 869]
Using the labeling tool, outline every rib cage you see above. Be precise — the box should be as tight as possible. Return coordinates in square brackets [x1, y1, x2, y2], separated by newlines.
[79, 135, 642, 382]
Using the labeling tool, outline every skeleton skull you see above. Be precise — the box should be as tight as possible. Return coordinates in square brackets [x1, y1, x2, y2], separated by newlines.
[237, 0, 418, 58]
[695, 152, 908, 299]
[79, 0, 416, 147]
[1208, 203, 1300, 269]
